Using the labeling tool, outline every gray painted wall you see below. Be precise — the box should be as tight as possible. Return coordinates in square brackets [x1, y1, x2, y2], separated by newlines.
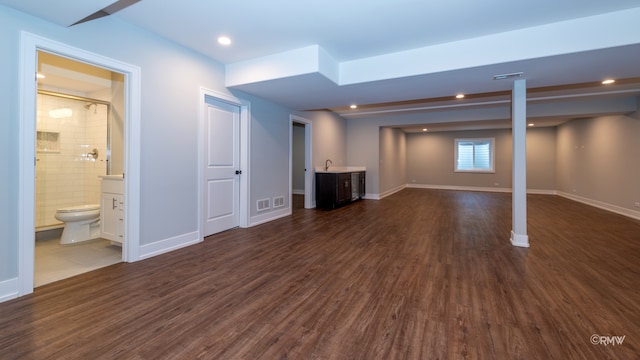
[347, 118, 381, 195]
[379, 128, 407, 194]
[406, 128, 557, 191]
[300, 110, 348, 204]
[407, 129, 514, 189]
[304, 110, 347, 169]
[557, 114, 640, 211]
[526, 127, 557, 191]
[0, 7, 17, 280]
[238, 92, 295, 215]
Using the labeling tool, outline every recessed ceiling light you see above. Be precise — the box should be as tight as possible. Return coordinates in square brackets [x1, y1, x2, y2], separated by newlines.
[350, 104, 357, 109]
[602, 79, 615, 85]
[528, 123, 535, 127]
[217, 36, 232, 45]
[36, 73, 45, 79]
[422, 128, 428, 132]
[455, 94, 465, 99]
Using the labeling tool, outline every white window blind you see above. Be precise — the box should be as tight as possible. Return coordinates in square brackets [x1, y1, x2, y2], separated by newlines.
[455, 138, 495, 173]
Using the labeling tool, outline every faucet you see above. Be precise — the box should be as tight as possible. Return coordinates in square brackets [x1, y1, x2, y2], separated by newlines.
[325, 159, 332, 171]
[87, 148, 99, 160]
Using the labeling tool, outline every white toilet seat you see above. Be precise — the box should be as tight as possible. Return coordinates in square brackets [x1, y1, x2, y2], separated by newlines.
[55, 204, 101, 245]
[57, 204, 100, 213]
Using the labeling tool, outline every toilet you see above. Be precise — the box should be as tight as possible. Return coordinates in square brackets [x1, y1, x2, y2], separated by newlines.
[54, 204, 101, 245]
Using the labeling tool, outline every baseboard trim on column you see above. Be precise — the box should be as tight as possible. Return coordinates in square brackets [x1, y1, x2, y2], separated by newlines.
[510, 230, 530, 248]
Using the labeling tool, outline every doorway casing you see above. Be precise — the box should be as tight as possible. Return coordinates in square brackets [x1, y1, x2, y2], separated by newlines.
[290, 115, 313, 209]
[18, 32, 141, 296]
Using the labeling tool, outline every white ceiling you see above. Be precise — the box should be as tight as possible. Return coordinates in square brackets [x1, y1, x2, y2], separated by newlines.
[4, 0, 640, 126]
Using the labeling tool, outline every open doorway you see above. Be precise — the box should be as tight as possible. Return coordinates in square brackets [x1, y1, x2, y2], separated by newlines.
[292, 122, 305, 210]
[18, 33, 141, 297]
[34, 51, 125, 286]
[290, 115, 313, 210]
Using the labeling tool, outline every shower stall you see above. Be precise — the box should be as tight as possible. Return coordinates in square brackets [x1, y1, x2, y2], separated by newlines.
[35, 90, 112, 229]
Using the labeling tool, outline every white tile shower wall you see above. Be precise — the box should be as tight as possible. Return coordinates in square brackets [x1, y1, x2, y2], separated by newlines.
[35, 94, 108, 228]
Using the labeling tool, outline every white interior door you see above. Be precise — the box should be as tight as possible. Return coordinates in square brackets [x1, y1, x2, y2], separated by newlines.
[203, 99, 240, 236]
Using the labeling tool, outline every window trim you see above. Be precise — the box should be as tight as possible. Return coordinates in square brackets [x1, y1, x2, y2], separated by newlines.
[454, 137, 495, 173]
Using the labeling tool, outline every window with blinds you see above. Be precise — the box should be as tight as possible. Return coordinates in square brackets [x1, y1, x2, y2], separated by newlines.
[454, 138, 495, 173]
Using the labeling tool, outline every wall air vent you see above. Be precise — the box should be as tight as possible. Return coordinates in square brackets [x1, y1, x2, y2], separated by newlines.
[273, 196, 285, 208]
[257, 198, 270, 212]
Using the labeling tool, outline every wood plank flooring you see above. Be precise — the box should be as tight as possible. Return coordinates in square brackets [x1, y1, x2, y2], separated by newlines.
[1, 189, 639, 359]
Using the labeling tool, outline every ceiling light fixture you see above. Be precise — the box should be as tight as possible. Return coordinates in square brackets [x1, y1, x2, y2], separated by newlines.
[422, 128, 428, 132]
[455, 94, 465, 99]
[493, 72, 524, 80]
[36, 73, 45, 79]
[218, 36, 232, 45]
[602, 79, 615, 85]
[350, 104, 357, 109]
[528, 123, 535, 127]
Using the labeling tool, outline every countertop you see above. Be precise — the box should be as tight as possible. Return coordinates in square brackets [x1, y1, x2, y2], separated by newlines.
[315, 166, 366, 173]
[99, 174, 124, 180]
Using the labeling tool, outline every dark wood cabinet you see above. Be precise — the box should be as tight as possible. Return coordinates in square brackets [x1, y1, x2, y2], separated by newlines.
[316, 171, 365, 209]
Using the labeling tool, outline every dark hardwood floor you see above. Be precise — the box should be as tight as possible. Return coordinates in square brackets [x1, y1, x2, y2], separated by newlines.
[1, 189, 639, 359]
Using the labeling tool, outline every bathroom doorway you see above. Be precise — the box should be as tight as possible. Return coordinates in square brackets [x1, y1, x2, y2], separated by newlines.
[290, 115, 313, 210]
[33, 51, 124, 286]
[18, 32, 141, 297]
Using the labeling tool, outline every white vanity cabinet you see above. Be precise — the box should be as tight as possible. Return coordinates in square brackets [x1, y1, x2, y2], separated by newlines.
[100, 175, 124, 245]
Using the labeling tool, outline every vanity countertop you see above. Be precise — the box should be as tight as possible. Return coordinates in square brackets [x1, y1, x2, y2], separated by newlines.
[315, 166, 366, 173]
[99, 174, 124, 180]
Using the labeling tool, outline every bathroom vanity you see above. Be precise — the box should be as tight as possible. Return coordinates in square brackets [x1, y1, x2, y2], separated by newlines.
[315, 167, 366, 209]
[100, 175, 124, 245]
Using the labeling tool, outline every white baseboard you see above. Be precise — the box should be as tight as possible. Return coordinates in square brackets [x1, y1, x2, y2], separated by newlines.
[408, 183, 511, 193]
[0, 277, 19, 304]
[557, 191, 640, 221]
[407, 183, 557, 195]
[359, 183, 551, 201]
[138, 231, 201, 260]
[292, 189, 304, 195]
[377, 184, 407, 200]
[510, 230, 530, 248]
[250, 207, 291, 227]
[527, 189, 557, 195]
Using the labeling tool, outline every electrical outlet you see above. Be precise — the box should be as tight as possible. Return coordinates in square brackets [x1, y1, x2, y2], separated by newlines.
[634, 201, 640, 208]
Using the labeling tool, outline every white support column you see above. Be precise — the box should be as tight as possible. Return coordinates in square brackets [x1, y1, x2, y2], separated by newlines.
[511, 79, 529, 247]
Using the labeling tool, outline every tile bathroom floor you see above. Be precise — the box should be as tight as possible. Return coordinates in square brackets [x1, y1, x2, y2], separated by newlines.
[35, 232, 122, 287]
